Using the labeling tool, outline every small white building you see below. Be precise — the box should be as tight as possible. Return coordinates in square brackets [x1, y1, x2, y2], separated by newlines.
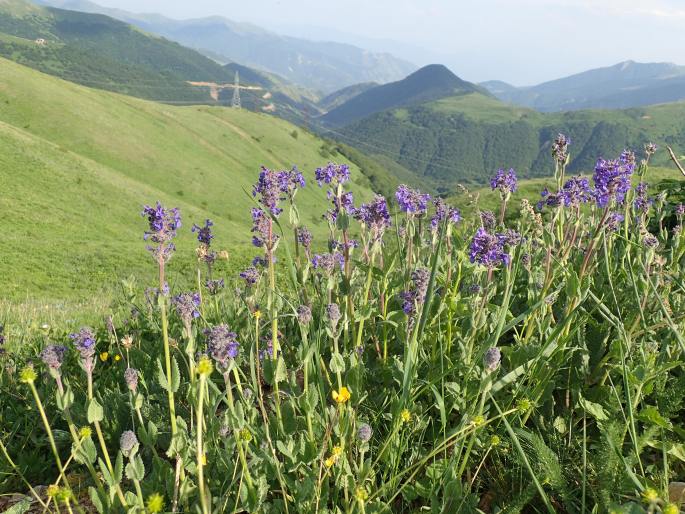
[35, 38, 47, 46]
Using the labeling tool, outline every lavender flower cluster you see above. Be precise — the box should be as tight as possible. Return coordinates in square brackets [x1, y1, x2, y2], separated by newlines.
[469, 227, 520, 268]
[205, 325, 240, 368]
[141, 202, 181, 261]
[490, 168, 518, 195]
[395, 185, 431, 215]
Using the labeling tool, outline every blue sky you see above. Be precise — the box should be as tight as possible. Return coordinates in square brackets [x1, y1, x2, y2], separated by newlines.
[93, 0, 685, 85]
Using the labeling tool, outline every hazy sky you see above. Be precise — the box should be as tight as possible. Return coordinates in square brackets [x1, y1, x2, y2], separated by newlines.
[92, 0, 685, 85]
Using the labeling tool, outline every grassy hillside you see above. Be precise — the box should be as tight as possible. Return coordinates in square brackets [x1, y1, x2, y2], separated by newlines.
[0, 57, 380, 300]
[0, 0, 321, 121]
[337, 91, 685, 188]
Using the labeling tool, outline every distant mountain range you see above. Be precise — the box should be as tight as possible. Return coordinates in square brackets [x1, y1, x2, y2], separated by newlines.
[33, 0, 417, 94]
[481, 61, 685, 111]
[321, 64, 486, 126]
[324, 64, 685, 188]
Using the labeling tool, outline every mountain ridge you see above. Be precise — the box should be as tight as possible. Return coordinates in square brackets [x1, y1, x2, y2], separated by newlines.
[481, 60, 685, 111]
[321, 64, 485, 126]
[33, 0, 417, 93]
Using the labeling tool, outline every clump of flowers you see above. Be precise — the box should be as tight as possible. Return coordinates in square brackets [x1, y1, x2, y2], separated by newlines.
[395, 184, 430, 215]
[253, 166, 303, 215]
[192, 219, 216, 264]
[552, 133, 570, 165]
[124, 367, 138, 392]
[70, 327, 97, 373]
[297, 305, 312, 325]
[312, 252, 344, 275]
[141, 202, 181, 262]
[593, 152, 635, 208]
[399, 268, 430, 316]
[469, 227, 512, 268]
[483, 347, 501, 373]
[315, 162, 350, 187]
[356, 194, 391, 242]
[430, 198, 461, 231]
[332, 385, 351, 404]
[633, 182, 653, 214]
[250, 207, 277, 249]
[172, 292, 201, 326]
[205, 279, 225, 295]
[490, 168, 518, 196]
[326, 303, 341, 328]
[560, 176, 593, 207]
[205, 325, 240, 368]
[357, 423, 372, 443]
[119, 430, 138, 457]
[40, 345, 67, 372]
[479, 210, 496, 230]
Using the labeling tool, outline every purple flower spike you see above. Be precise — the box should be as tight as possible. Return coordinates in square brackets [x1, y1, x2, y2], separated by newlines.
[469, 227, 513, 268]
[593, 152, 635, 208]
[172, 292, 201, 325]
[192, 219, 214, 246]
[205, 325, 240, 368]
[430, 198, 461, 231]
[395, 185, 431, 215]
[490, 168, 518, 195]
[141, 202, 181, 262]
[315, 162, 350, 186]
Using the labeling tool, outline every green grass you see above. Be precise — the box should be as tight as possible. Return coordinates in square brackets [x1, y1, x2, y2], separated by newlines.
[0, 57, 378, 302]
[428, 92, 540, 123]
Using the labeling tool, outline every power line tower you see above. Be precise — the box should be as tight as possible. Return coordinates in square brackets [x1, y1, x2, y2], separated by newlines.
[231, 71, 241, 109]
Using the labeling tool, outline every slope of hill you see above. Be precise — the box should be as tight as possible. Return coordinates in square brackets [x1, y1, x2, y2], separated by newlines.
[482, 61, 685, 111]
[0, 57, 386, 300]
[0, 0, 322, 123]
[318, 82, 378, 112]
[33, 0, 417, 93]
[321, 64, 485, 127]
[334, 89, 685, 187]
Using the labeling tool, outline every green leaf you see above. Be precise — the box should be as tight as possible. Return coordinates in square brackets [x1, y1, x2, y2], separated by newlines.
[125, 455, 145, 481]
[329, 352, 346, 373]
[87, 398, 104, 423]
[171, 356, 181, 393]
[579, 396, 608, 421]
[113, 451, 124, 486]
[3, 497, 31, 514]
[89, 486, 105, 514]
[637, 406, 672, 429]
[56, 384, 74, 411]
[156, 359, 170, 392]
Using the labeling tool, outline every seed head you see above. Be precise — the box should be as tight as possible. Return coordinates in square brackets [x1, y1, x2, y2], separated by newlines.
[357, 423, 372, 443]
[124, 367, 138, 392]
[119, 430, 138, 457]
[483, 347, 501, 373]
[146, 493, 165, 514]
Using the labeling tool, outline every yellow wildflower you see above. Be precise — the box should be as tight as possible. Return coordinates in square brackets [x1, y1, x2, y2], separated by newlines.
[253, 310, 262, 319]
[239, 428, 252, 442]
[79, 426, 92, 439]
[20, 366, 37, 383]
[400, 409, 412, 424]
[146, 492, 165, 513]
[197, 356, 214, 376]
[47, 484, 60, 498]
[114, 354, 122, 362]
[490, 435, 501, 447]
[642, 488, 659, 503]
[99, 352, 109, 362]
[324, 457, 335, 468]
[332, 445, 343, 457]
[663, 504, 679, 514]
[471, 415, 485, 427]
[332, 386, 351, 404]
[354, 486, 369, 502]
